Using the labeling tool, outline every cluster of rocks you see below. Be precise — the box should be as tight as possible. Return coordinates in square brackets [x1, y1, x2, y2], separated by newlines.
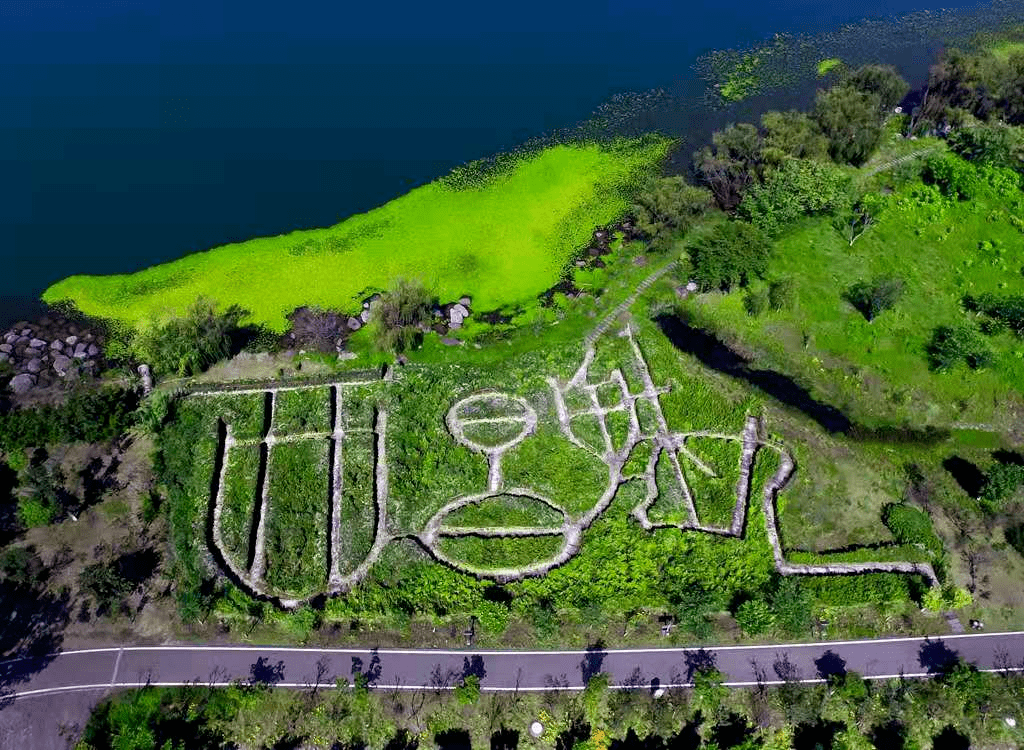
[1, 315, 103, 396]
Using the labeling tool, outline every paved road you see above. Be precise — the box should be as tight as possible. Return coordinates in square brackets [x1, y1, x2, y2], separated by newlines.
[4, 631, 1024, 703]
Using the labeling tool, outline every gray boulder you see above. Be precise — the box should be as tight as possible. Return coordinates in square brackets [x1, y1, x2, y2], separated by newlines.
[458, 296, 472, 307]
[10, 373, 36, 394]
[347, 317, 362, 331]
[29, 338, 47, 349]
[26, 357, 43, 373]
[3, 333, 17, 344]
[448, 303, 469, 329]
[50, 340, 63, 351]
[65, 335, 78, 346]
[87, 343, 99, 357]
[53, 354, 72, 375]
[138, 363, 153, 394]
[0, 343, 11, 354]
[20, 328, 31, 336]
[359, 309, 371, 324]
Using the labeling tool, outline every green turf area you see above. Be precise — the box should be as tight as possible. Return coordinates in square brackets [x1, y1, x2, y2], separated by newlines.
[263, 440, 330, 597]
[337, 430, 376, 576]
[42, 139, 669, 332]
[442, 494, 564, 529]
[683, 437, 743, 528]
[273, 387, 332, 435]
[438, 534, 565, 570]
[219, 443, 261, 567]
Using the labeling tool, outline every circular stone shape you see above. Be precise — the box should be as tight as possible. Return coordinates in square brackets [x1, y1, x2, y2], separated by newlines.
[447, 392, 536, 455]
[529, 722, 544, 738]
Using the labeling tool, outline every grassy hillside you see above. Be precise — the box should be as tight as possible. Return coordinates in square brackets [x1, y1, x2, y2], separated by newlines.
[42, 139, 669, 332]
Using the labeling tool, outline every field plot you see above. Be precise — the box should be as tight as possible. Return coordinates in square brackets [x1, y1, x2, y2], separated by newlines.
[335, 430, 377, 578]
[273, 387, 332, 436]
[681, 436, 744, 529]
[263, 440, 330, 597]
[442, 494, 563, 529]
[218, 443, 262, 568]
[438, 534, 565, 571]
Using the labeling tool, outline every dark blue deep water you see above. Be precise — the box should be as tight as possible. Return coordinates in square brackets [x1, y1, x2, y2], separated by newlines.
[0, 0, 1014, 324]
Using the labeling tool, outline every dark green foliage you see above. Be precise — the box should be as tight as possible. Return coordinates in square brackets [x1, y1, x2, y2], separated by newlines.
[134, 297, 246, 376]
[739, 158, 850, 235]
[845, 64, 910, 112]
[768, 577, 814, 636]
[978, 463, 1024, 513]
[948, 122, 1024, 171]
[965, 292, 1024, 336]
[694, 123, 764, 211]
[371, 278, 435, 354]
[734, 597, 774, 635]
[768, 278, 796, 311]
[845, 276, 905, 321]
[79, 561, 134, 616]
[760, 110, 830, 165]
[0, 545, 45, 588]
[882, 503, 941, 555]
[687, 221, 771, 291]
[631, 176, 713, 249]
[17, 460, 66, 527]
[743, 286, 769, 317]
[924, 153, 980, 200]
[920, 47, 1024, 128]
[0, 387, 139, 454]
[814, 85, 885, 166]
[926, 323, 994, 371]
[1007, 523, 1024, 558]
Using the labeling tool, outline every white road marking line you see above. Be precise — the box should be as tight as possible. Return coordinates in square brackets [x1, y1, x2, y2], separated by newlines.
[110, 648, 123, 687]
[9, 665, 1024, 701]
[34, 629, 1024, 660]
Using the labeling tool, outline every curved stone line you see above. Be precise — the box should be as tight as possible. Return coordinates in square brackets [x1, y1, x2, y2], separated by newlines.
[437, 526, 567, 538]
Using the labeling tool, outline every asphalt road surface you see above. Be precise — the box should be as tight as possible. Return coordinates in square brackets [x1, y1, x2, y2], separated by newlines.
[2, 631, 1023, 748]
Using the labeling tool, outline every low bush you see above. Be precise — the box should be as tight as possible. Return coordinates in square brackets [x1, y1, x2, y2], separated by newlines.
[768, 278, 796, 311]
[882, 503, 942, 555]
[845, 276, 904, 322]
[924, 153, 981, 201]
[743, 286, 769, 317]
[978, 463, 1024, 514]
[1007, 523, 1024, 558]
[948, 122, 1024, 172]
[371, 278, 435, 354]
[965, 293, 1024, 336]
[134, 297, 247, 376]
[686, 221, 771, 291]
[926, 323, 993, 371]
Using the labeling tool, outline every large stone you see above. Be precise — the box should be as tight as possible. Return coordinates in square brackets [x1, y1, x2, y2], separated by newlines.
[0, 343, 11, 354]
[49, 339, 63, 351]
[26, 357, 43, 373]
[137, 363, 153, 393]
[3, 333, 17, 344]
[347, 317, 362, 331]
[87, 343, 99, 357]
[441, 337, 464, 346]
[74, 342, 88, 357]
[10, 373, 36, 394]
[449, 303, 469, 329]
[20, 328, 31, 337]
[29, 338, 47, 349]
[458, 296, 472, 307]
[359, 309, 371, 324]
[65, 335, 78, 346]
[52, 354, 72, 375]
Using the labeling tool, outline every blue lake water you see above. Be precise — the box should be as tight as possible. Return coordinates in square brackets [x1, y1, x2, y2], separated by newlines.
[0, 0, 1015, 325]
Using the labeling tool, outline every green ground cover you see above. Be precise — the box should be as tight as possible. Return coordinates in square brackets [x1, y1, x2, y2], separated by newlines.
[272, 387, 332, 435]
[438, 533, 565, 570]
[263, 440, 329, 597]
[337, 430, 376, 576]
[42, 139, 669, 332]
[219, 443, 261, 566]
[442, 494, 563, 528]
[683, 437, 743, 528]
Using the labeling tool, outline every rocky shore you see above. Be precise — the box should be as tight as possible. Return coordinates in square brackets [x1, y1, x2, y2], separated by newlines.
[0, 314, 105, 397]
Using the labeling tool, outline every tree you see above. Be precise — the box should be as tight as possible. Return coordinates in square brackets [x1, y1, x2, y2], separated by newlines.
[926, 323, 993, 371]
[978, 463, 1024, 513]
[761, 110, 830, 166]
[694, 123, 765, 211]
[371, 278, 435, 354]
[814, 85, 885, 166]
[845, 276, 904, 321]
[834, 192, 886, 247]
[768, 577, 813, 636]
[948, 122, 1024, 172]
[632, 176, 713, 249]
[134, 297, 246, 377]
[734, 598, 774, 635]
[739, 158, 850, 235]
[454, 674, 480, 705]
[686, 221, 771, 291]
[846, 64, 910, 112]
[79, 561, 134, 616]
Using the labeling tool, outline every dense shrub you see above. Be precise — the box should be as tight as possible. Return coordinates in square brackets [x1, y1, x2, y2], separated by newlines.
[686, 221, 771, 291]
[768, 278, 796, 311]
[964, 293, 1024, 336]
[632, 176, 713, 248]
[694, 123, 765, 211]
[761, 110, 830, 165]
[919, 47, 1024, 128]
[845, 64, 910, 112]
[926, 323, 993, 371]
[134, 297, 247, 377]
[743, 286, 769, 317]
[978, 463, 1024, 513]
[371, 278, 436, 354]
[814, 85, 885, 166]
[924, 153, 980, 200]
[844, 276, 904, 321]
[948, 122, 1024, 172]
[883, 503, 941, 555]
[739, 158, 850, 236]
[0, 387, 139, 454]
[734, 598, 774, 635]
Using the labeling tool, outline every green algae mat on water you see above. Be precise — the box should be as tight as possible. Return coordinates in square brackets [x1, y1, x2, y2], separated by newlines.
[43, 139, 669, 332]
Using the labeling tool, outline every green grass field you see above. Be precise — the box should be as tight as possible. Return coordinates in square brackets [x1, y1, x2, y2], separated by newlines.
[42, 139, 669, 332]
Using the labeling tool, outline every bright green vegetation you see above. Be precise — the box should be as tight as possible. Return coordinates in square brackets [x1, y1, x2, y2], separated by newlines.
[683, 437, 743, 528]
[219, 444, 261, 565]
[273, 387, 332, 435]
[988, 39, 1024, 61]
[438, 534, 564, 570]
[442, 494, 563, 528]
[263, 440, 329, 596]
[816, 57, 842, 76]
[43, 139, 669, 332]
